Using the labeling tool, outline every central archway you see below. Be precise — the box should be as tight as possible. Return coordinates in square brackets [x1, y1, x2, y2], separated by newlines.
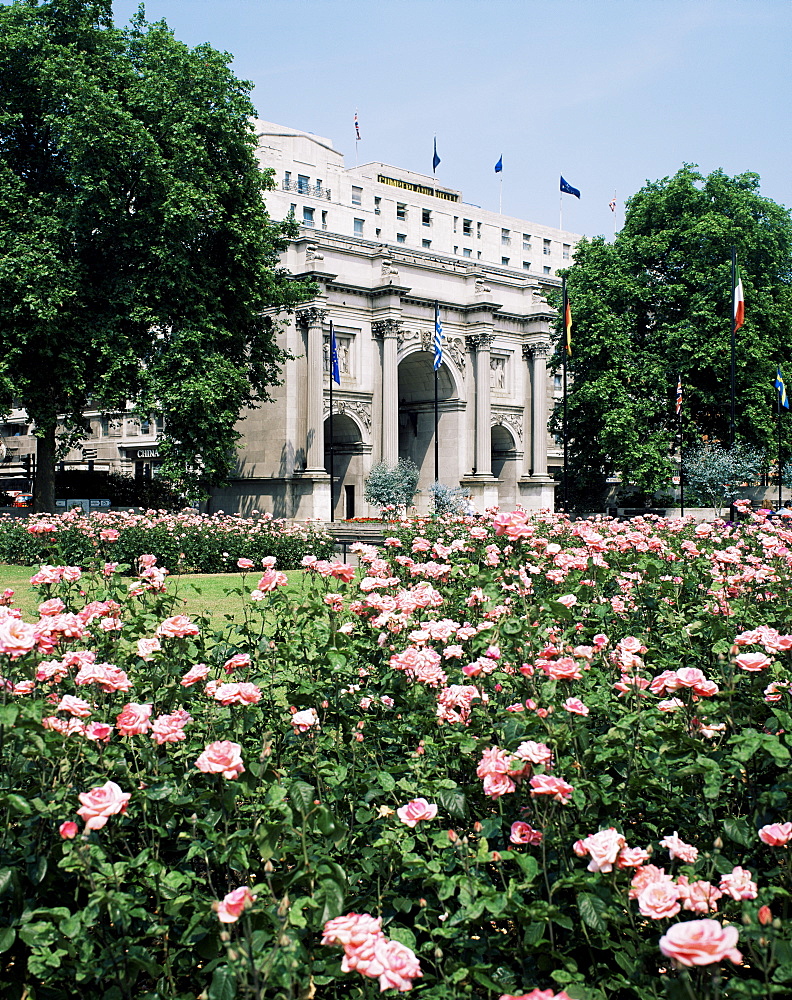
[397, 351, 461, 506]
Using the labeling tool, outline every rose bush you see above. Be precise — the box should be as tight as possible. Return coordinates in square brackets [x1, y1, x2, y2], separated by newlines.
[2, 507, 792, 997]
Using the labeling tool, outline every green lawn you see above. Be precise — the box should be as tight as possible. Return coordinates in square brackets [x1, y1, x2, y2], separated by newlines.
[0, 564, 305, 622]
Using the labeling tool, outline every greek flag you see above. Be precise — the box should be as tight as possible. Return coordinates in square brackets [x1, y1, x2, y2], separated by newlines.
[433, 301, 443, 371]
[330, 321, 340, 385]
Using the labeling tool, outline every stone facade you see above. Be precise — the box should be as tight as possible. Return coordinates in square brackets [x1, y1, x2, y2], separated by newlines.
[209, 122, 579, 518]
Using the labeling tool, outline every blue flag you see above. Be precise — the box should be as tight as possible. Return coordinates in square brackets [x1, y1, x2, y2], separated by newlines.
[432, 137, 441, 174]
[433, 301, 443, 371]
[560, 175, 581, 199]
[330, 321, 340, 385]
[775, 366, 789, 409]
[494, 155, 503, 174]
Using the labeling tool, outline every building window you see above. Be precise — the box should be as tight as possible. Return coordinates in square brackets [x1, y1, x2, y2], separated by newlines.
[303, 206, 315, 226]
[396, 202, 407, 221]
[422, 239, 431, 249]
[523, 262, 531, 271]
[289, 204, 297, 216]
[453, 216, 458, 232]
[284, 170, 291, 186]
[374, 196, 381, 215]
[501, 228, 511, 245]
[463, 218, 472, 236]
[553, 375, 562, 392]
[543, 239, 551, 255]
[376, 228, 381, 237]
[316, 178, 323, 194]
[321, 210, 327, 229]
[354, 218, 364, 236]
[543, 265, 551, 274]
[563, 243, 571, 260]
[501, 257, 510, 266]
[453, 246, 458, 254]
[522, 233, 531, 249]
[397, 233, 407, 243]
[422, 208, 432, 227]
[477, 251, 482, 259]
[352, 185, 363, 205]
[477, 222, 482, 239]
[462, 248, 472, 258]
[140, 415, 153, 434]
[298, 174, 310, 194]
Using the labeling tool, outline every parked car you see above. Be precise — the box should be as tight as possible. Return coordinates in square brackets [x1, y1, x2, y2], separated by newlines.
[11, 493, 32, 507]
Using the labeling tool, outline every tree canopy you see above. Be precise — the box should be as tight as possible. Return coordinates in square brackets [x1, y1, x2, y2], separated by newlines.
[0, 0, 311, 509]
[555, 165, 792, 507]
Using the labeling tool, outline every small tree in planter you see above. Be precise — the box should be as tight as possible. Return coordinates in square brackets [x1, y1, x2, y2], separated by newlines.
[363, 459, 420, 518]
[428, 481, 471, 517]
[682, 442, 765, 516]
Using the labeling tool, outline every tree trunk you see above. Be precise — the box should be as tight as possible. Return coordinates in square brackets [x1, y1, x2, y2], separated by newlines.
[33, 423, 56, 513]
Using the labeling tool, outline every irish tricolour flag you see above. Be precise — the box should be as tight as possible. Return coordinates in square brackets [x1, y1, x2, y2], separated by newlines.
[734, 264, 745, 331]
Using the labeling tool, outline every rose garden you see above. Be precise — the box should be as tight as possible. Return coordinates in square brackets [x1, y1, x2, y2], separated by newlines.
[2, 504, 792, 999]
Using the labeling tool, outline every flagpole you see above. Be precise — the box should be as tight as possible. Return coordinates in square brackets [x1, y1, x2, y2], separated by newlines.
[329, 320, 335, 522]
[499, 173, 502, 215]
[679, 383, 684, 518]
[559, 194, 563, 232]
[434, 301, 440, 483]
[730, 246, 736, 448]
[778, 374, 783, 510]
[562, 278, 569, 511]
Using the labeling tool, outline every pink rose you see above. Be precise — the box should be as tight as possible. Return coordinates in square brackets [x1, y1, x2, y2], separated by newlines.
[156, 615, 199, 639]
[719, 866, 758, 901]
[236, 558, 255, 570]
[581, 828, 626, 873]
[529, 774, 574, 804]
[510, 821, 542, 845]
[659, 919, 742, 966]
[372, 936, 423, 993]
[212, 682, 262, 706]
[291, 708, 319, 732]
[562, 697, 589, 716]
[151, 710, 191, 744]
[222, 653, 251, 674]
[0, 618, 38, 658]
[59, 821, 79, 839]
[180, 663, 210, 687]
[216, 886, 256, 923]
[57, 695, 92, 718]
[136, 637, 162, 661]
[758, 822, 792, 846]
[637, 881, 682, 920]
[195, 740, 245, 779]
[396, 798, 438, 828]
[84, 721, 113, 743]
[660, 831, 699, 863]
[76, 780, 131, 832]
[116, 702, 153, 736]
[735, 652, 772, 672]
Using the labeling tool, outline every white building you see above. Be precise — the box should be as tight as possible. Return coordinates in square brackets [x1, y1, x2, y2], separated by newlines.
[209, 121, 579, 519]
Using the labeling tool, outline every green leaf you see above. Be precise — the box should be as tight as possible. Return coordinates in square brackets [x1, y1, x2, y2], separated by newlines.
[434, 785, 466, 819]
[723, 817, 754, 847]
[289, 780, 316, 815]
[316, 878, 345, 925]
[4, 793, 32, 816]
[0, 926, 15, 953]
[207, 966, 237, 1000]
[376, 771, 396, 792]
[577, 892, 608, 934]
[389, 926, 416, 950]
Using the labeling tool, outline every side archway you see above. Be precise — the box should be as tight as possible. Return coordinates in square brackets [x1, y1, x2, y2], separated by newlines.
[323, 412, 368, 519]
[491, 422, 520, 511]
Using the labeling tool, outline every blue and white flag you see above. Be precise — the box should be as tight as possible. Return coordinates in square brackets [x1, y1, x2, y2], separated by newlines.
[330, 321, 340, 385]
[433, 137, 441, 174]
[494, 155, 503, 174]
[433, 301, 443, 371]
[560, 176, 581, 199]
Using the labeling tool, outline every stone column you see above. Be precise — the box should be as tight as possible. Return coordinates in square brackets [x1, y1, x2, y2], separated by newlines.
[469, 333, 493, 476]
[298, 307, 328, 472]
[526, 340, 552, 478]
[373, 319, 401, 466]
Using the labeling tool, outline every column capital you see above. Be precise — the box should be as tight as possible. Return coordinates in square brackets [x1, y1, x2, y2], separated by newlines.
[467, 333, 494, 351]
[297, 306, 328, 328]
[523, 340, 553, 361]
[372, 319, 402, 339]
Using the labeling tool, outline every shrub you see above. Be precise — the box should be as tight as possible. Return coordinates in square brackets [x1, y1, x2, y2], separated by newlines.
[363, 459, 420, 517]
[427, 481, 471, 517]
[682, 442, 765, 515]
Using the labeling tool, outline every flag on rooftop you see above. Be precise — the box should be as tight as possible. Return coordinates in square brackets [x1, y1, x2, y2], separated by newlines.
[675, 375, 682, 416]
[330, 321, 340, 386]
[609, 196, 617, 213]
[433, 138, 441, 174]
[734, 263, 745, 332]
[560, 176, 581, 199]
[433, 301, 443, 371]
[775, 366, 789, 409]
[495, 155, 503, 174]
[354, 111, 361, 141]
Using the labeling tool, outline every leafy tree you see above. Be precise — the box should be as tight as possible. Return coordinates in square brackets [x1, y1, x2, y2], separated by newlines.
[554, 165, 792, 503]
[682, 441, 765, 516]
[0, 0, 311, 510]
[364, 459, 420, 516]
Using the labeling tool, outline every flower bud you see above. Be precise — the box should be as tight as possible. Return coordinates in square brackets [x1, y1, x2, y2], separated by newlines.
[713, 836, 723, 850]
[758, 905, 772, 926]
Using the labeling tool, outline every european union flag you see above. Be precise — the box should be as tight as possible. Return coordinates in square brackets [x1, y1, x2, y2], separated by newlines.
[495, 155, 503, 174]
[775, 366, 789, 409]
[432, 138, 441, 174]
[560, 176, 581, 199]
[330, 321, 340, 385]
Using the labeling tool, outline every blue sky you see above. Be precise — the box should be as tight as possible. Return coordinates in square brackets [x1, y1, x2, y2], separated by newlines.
[110, 0, 791, 240]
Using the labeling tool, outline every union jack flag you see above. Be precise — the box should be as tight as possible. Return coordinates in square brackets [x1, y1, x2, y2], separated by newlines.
[675, 375, 682, 416]
[609, 197, 616, 213]
[354, 112, 361, 141]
